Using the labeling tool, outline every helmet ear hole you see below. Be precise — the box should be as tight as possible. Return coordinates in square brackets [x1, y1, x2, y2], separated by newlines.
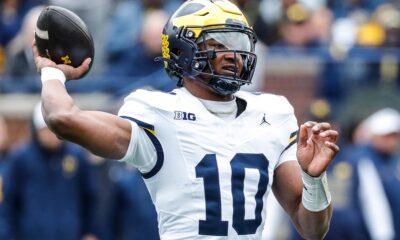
[173, 48, 181, 57]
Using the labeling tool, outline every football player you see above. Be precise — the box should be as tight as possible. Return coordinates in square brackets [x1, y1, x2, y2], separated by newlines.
[32, 0, 339, 239]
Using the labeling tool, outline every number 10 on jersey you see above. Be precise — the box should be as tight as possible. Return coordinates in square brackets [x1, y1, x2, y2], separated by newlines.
[195, 153, 269, 236]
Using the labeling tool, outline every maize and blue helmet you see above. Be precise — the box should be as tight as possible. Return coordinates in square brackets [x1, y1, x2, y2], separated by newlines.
[159, 0, 257, 95]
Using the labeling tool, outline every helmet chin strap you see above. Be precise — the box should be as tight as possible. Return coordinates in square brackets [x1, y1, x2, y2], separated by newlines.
[208, 76, 241, 95]
[188, 73, 242, 96]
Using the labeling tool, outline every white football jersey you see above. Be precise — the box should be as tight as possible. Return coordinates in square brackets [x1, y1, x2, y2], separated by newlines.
[118, 88, 299, 240]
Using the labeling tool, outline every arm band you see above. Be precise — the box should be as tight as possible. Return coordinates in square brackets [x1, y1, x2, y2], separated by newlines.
[301, 171, 332, 212]
[41, 67, 66, 85]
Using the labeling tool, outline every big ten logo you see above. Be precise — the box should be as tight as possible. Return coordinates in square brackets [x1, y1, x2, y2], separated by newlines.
[161, 34, 170, 68]
[174, 111, 196, 121]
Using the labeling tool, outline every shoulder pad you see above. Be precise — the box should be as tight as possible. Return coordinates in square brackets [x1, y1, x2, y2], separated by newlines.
[237, 91, 296, 126]
[124, 89, 178, 111]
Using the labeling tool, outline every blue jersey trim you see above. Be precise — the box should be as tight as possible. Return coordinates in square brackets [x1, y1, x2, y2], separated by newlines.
[141, 129, 164, 179]
[120, 116, 155, 130]
[120, 116, 163, 179]
[282, 130, 298, 153]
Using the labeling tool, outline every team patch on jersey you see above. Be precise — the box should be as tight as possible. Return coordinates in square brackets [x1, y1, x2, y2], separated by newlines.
[174, 111, 196, 121]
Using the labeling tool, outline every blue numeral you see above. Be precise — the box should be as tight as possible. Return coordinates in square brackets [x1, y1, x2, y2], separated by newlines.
[196, 154, 269, 236]
[231, 154, 269, 234]
[196, 154, 229, 236]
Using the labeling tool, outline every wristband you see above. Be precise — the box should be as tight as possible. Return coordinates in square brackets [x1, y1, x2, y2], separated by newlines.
[301, 170, 331, 212]
[41, 67, 66, 85]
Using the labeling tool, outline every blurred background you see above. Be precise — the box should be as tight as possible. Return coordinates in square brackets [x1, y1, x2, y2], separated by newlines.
[1, 0, 400, 239]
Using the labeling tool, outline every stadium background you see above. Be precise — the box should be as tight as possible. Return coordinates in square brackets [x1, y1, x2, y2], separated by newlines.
[1, 0, 400, 239]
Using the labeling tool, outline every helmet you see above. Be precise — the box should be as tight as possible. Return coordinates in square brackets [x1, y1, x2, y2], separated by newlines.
[159, 0, 257, 95]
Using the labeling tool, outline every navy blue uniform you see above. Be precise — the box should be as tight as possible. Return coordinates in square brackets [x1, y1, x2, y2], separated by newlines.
[349, 145, 400, 240]
[0, 151, 11, 238]
[111, 166, 160, 240]
[0, 141, 97, 240]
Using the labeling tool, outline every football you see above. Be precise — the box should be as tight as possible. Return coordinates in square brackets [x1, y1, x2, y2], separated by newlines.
[35, 6, 94, 70]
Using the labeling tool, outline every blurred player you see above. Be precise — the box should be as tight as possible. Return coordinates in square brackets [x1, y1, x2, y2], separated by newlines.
[32, 0, 339, 239]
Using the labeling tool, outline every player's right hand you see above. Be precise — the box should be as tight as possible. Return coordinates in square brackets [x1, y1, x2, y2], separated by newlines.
[32, 39, 91, 80]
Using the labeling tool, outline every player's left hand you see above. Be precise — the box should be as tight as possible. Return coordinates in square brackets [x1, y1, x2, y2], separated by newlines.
[296, 121, 339, 177]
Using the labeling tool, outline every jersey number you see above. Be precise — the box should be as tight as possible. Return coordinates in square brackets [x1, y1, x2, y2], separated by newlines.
[195, 153, 269, 236]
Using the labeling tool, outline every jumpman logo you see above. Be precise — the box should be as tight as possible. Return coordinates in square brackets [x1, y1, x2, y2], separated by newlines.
[260, 114, 270, 126]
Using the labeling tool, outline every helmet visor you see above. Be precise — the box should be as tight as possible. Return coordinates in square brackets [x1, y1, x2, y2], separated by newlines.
[197, 31, 254, 52]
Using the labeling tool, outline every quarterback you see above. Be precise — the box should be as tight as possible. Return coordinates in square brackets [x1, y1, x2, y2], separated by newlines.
[33, 0, 339, 239]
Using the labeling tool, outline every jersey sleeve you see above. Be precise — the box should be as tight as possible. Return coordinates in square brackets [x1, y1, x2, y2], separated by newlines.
[118, 90, 156, 126]
[118, 121, 157, 173]
[276, 98, 299, 168]
[117, 90, 158, 174]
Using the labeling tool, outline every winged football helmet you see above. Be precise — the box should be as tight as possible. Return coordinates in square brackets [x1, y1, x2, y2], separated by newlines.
[159, 0, 257, 95]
